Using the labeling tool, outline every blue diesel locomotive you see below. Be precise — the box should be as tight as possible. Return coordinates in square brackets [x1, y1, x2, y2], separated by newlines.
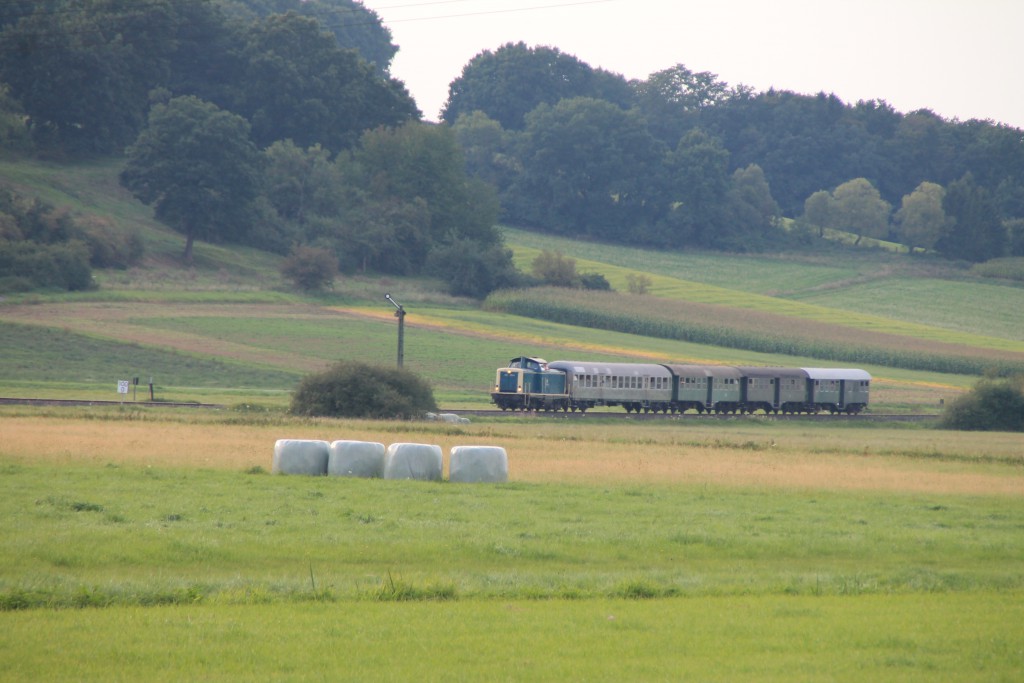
[491, 357, 870, 415]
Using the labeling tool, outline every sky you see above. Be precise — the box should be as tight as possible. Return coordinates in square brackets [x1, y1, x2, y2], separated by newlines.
[357, 0, 1024, 129]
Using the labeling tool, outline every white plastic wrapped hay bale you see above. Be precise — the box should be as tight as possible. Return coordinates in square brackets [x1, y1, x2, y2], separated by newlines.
[328, 440, 386, 478]
[384, 443, 443, 481]
[449, 446, 508, 483]
[272, 439, 329, 475]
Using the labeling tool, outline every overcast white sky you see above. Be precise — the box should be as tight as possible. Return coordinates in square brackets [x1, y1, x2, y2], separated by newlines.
[358, 0, 1024, 129]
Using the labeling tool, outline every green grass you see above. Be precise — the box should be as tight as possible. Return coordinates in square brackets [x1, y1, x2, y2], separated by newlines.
[3, 594, 1021, 682]
[1, 457, 1022, 681]
[2, 461, 1021, 605]
[792, 277, 1024, 342]
[0, 320, 300, 389]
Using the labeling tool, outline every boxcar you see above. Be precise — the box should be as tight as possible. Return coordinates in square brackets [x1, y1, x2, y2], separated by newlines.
[548, 361, 674, 412]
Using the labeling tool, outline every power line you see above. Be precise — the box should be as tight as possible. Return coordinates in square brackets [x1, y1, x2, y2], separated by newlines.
[367, 0, 618, 25]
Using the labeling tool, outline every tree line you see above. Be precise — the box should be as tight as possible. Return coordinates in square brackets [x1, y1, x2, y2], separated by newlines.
[445, 43, 1024, 262]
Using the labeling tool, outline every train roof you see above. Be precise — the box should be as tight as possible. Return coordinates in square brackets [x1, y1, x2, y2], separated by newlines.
[660, 364, 714, 377]
[548, 361, 673, 377]
[801, 368, 872, 381]
[735, 366, 808, 379]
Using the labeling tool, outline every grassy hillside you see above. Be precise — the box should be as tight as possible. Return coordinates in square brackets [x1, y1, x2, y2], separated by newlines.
[2, 158, 1021, 410]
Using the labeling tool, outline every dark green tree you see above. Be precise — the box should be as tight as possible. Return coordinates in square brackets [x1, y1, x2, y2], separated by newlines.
[0, 0, 205, 154]
[121, 96, 261, 264]
[235, 12, 417, 151]
[721, 164, 782, 250]
[658, 129, 731, 248]
[938, 173, 1007, 262]
[352, 122, 502, 249]
[510, 97, 663, 239]
[426, 238, 520, 298]
[633, 64, 735, 145]
[441, 42, 633, 130]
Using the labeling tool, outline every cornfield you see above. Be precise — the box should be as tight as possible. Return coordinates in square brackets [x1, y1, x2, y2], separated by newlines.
[484, 287, 1024, 376]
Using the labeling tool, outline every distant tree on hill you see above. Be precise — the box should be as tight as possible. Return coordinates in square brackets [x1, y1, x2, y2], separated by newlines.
[938, 173, 1007, 263]
[633, 64, 736, 145]
[510, 97, 662, 240]
[441, 42, 633, 129]
[234, 12, 417, 151]
[658, 129, 730, 248]
[721, 163, 783, 250]
[830, 178, 892, 241]
[800, 178, 891, 242]
[121, 96, 261, 264]
[894, 182, 949, 251]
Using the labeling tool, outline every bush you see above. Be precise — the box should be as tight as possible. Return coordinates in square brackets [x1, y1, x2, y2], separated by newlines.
[531, 249, 578, 287]
[281, 244, 337, 291]
[941, 377, 1024, 431]
[0, 239, 93, 290]
[290, 361, 437, 419]
[579, 272, 611, 291]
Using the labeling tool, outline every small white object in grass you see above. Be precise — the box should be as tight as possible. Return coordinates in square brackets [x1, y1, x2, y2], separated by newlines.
[272, 439, 329, 475]
[384, 443, 443, 481]
[328, 440, 385, 478]
[449, 446, 508, 483]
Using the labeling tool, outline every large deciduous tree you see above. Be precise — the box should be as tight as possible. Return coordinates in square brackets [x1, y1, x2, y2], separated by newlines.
[510, 97, 663, 240]
[441, 42, 632, 129]
[830, 178, 892, 240]
[937, 173, 1007, 263]
[894, 181, 949, 251]
[235, 12, 417, 151]
[121, 96, 261, 264]
[0, 0, 185, 154]
[658, 129, 731, 248]
[633, 64, 735, 145]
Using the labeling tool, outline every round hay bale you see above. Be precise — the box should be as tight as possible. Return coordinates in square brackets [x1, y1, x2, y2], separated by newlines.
[449, 446, 508, 483]
[272, 439, 329, 475]
[328, 440, 386, 478]
[384, 442, 443, 481]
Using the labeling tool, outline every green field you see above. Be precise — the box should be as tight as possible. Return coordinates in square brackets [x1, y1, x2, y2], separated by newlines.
[2, 411, 1023, 681]
[3, 158, 1024, 680]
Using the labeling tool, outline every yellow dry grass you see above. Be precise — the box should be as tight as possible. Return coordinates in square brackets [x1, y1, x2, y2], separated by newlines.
[1, 415, 1020, 497]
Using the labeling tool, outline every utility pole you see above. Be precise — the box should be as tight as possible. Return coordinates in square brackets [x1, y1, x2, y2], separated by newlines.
[384, 293, 406, 367]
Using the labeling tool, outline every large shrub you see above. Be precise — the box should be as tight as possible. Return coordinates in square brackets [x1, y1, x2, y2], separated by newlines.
[290, 362, 437, 419]
[941, 377, 1024, 432]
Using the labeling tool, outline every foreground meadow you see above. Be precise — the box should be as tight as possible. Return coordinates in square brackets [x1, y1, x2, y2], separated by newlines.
[1, 409, 1022, 680]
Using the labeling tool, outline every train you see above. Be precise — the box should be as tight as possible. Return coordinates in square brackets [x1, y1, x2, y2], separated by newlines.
[491, 357, 870, 415]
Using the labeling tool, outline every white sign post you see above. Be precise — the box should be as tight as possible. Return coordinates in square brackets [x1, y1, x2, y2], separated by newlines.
[117, 380, 130, 404]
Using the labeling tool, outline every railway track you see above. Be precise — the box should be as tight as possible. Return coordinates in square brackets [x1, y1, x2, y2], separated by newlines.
[0, 398, 937, 423]
[0, 397, 225, 409]
[449, 409, 939, 423]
